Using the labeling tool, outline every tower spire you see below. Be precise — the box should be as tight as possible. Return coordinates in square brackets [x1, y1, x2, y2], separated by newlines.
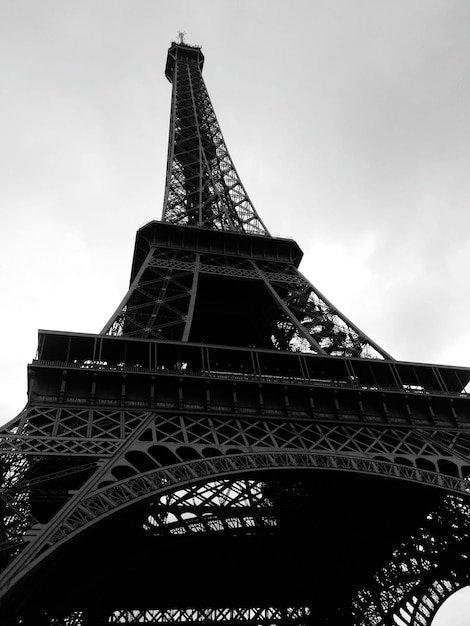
[162, 41, 269, 235]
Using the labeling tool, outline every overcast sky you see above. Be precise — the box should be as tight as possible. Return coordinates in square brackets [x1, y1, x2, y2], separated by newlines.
[1, 1, 470, 622]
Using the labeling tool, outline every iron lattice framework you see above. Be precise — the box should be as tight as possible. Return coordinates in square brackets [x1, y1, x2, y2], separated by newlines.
[1, 40, 470, 626]
[161, 43, 268, 235]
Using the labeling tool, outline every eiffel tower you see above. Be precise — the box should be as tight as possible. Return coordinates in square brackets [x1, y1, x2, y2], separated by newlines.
[1, 38, 470, 626]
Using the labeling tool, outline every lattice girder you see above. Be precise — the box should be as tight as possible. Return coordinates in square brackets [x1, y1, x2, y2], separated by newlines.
[2, 397, 470, 625]
[1, 423, 469, 615]
[108, 606, 312, 625]
[1, 325, 468, 623]
[349, 496, 470, 625]
[3, 40, 470, 626]
[162, 43, 269, 235]
[2, 447, 470, 625]
[107, 486, 470, 626]
[138, 486, 466, 626]
[102, 221, 394, 359]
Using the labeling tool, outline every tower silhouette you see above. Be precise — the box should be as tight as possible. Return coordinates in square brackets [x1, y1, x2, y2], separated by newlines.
[1, 40, 470, 626]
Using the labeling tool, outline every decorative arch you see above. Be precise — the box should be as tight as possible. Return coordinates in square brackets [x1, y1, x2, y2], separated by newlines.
[50, 451, 468, 546]
[0, 449, 468, 619]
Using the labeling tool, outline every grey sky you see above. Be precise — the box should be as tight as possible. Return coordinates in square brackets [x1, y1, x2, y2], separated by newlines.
[1, 2, 470, 622]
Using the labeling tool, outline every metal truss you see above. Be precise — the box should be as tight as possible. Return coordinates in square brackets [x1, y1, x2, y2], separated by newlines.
[46, 452, 467, 547]
[0, 406, 148, 456]
[16, 475, 469, 626]
[101, 38, 391, 359]
[3, 41, 470, 625]
[3, 407, 470, 554]
[253, 263, 391, 359]
[109, 606, 312, 625]
[6, 405, 470, 462]
[0, 454, 32, 556]
[142, 484, 470, 626]
[102, 242, 391, 359]
[144, 478, 277, 537]
[46, 606, 312, 626]
[102, 248, 196, 339]
[349, 495, 470, 625]
[57, 485, 470, 626]
[162, 42, 269, 235]
[2, 420, 470, 624]
[390, 579, 459, 626]
[140, 482, 469, 626]
[2, 400, 470, 620]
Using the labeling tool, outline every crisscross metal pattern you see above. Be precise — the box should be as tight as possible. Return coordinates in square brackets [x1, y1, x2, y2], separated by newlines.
[2, 41, 470, 626]
[102, 242, 392, 359]
[162, 44, 269, 235]
[350, 496, 470, 625]
[109, 606, 312, 625]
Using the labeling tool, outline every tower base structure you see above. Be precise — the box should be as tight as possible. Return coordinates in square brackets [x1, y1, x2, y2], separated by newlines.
[0, 224, 470, 625]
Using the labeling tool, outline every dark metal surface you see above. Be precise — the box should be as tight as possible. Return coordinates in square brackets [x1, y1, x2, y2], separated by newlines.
[162, 42, 269, 235]
[1, 40, 470, 625]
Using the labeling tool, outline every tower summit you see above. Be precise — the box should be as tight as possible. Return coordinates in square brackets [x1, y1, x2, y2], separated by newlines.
[0, 41, 470, 626]
[163, 40, 269, 235]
